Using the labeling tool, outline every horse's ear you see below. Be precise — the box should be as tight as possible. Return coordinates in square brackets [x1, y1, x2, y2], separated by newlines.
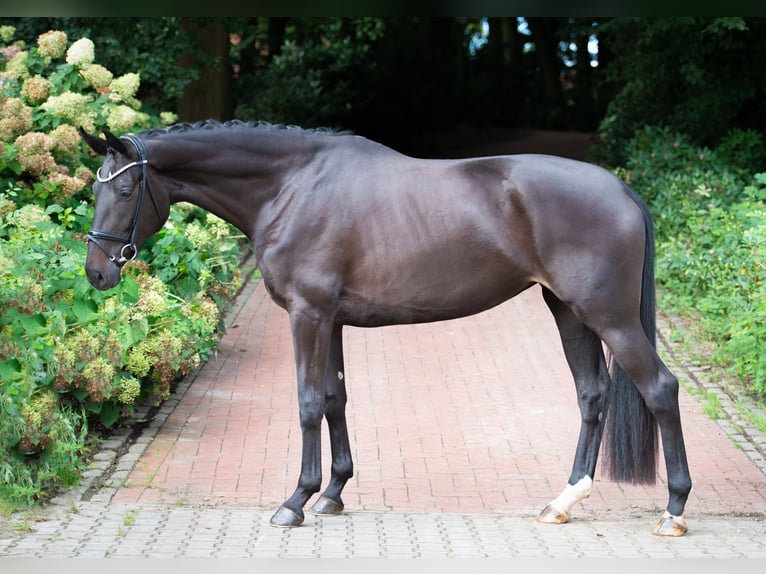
[103, 130, 129, 156]
[79, 127, 109, 156]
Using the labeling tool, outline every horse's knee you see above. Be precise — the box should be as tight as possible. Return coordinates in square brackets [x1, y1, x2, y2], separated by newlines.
[325, 389, 347, 413]
[298, 399, 324, 429]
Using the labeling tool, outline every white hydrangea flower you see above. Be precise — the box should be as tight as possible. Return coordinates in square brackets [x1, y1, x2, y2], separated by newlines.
[14, 131, 55, 155]
[160, 111, 178, 125]
[40, 92, 92, 124]
[65, 37, 95, 68]
[109, 73, 140, 101]
[0, 97, 33, 140]
[0, 25, 15, 43]
[117, 376, 141, 405]
[208, 215, 233, 240]
[49, 123, 81, 154]
[36, 30, 67, 59]
[5, 51, 30, 80]
[80, 63, 113, 90]
[135, 275, 170, 316]
[6, 204, 49, 231]
[186, 220, 213, 249]
[106, 104, 148, 132]
[21, 75, 53, 103]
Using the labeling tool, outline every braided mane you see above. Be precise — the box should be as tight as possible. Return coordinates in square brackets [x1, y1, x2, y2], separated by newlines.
[137, 119, 349, 140]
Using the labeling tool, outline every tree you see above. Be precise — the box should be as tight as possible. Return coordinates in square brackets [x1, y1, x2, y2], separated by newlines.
[527, 17, 564, 110]
[596, 17, 766, 165]
[230, 18, 386, 131]
[176, 19, 234, 122]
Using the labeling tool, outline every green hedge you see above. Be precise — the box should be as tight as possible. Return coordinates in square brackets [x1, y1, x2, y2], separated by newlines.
[617, 126, 766, 397]
[0, 27, 243, 506]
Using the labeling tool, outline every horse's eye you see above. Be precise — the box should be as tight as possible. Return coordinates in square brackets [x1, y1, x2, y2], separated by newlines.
[120, 187, 132, 199]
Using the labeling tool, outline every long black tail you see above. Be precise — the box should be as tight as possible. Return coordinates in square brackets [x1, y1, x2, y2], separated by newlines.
[601, 185, 659, 485]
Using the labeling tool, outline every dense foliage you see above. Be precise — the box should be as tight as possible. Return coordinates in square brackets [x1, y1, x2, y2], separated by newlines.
[597, 17, 766, 167]
[4, 18, 204, 116]
[0, 27, 242, 505]
[232, 18, 385, 130]
[618, 126, 766, 397]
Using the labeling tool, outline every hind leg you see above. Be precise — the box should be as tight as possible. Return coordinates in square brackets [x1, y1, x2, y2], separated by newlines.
[538, 288, 609, 524]
[600, 324, 692, 536]
[311, 324, 354, 516]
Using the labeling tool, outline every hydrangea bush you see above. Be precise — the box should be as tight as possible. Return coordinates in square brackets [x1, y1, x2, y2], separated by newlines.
[0, 28, 243, 505]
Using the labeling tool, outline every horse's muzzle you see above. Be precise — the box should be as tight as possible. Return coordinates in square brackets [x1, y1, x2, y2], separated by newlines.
[85, 262, 122, 290]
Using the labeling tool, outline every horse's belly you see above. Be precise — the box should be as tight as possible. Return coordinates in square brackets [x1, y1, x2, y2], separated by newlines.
[336, 275, 534, 327]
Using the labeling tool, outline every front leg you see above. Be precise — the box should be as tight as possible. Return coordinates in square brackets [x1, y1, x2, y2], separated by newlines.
[311, 324, 354, 516]
[271, 304, 334, 528]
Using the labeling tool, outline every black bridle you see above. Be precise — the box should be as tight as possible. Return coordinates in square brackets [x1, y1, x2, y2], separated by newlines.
[87, 135, 160, 267]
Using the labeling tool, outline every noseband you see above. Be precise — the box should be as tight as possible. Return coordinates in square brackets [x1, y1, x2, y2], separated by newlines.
[87, 135, 159, 267]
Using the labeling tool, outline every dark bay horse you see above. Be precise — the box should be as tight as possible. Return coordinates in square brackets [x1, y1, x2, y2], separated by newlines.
[80, 121, 692, 536]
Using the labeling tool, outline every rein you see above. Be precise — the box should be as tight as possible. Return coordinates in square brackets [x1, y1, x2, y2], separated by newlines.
[87, 135, 160, 267]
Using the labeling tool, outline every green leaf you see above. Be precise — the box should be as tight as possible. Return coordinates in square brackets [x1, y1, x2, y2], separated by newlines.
[98, 402, 121, 428]
[73, 297, 99, 325]
[0, 359, 23, 383]
[3, 159, 21, 176]
[129, 316, 149, 345]
[120, 275, 140, 305]
[19, 314, 47, 337]
[85, 401, 102, 414]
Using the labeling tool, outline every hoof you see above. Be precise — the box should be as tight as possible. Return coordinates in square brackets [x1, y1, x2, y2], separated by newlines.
[537, 503, 571, 524]
[653, 512, 688, 537]
[270, 506, 304, 528]
[310, 496, 344, 516]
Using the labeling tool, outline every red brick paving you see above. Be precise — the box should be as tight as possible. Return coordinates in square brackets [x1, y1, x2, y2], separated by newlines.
[114, 281, 766, 519]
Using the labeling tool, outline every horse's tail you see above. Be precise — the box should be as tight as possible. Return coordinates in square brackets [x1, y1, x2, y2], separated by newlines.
[600, 184, 659, 484]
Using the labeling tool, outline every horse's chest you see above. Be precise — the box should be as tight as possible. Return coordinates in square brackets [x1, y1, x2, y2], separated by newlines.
[259, 268, 288, 310]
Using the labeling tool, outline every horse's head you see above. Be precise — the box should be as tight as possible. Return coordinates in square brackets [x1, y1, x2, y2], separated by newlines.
[80, 128, 169, 290]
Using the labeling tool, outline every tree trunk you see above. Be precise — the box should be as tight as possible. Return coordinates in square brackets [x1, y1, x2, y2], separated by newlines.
[267, 17, 288, 59]
[527, 17, 563, 105]
[575, 25, 597, 120]
[177, 19, 234, 122]
[499, 17, 521, 67]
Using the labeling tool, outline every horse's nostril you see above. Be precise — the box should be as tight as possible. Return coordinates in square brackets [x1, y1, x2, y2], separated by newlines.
[85, 265, 105, 289]
[85, 263, 121, 290]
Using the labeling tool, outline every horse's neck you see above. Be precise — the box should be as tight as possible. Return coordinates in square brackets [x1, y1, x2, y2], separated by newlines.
[150, 134, 312, 240]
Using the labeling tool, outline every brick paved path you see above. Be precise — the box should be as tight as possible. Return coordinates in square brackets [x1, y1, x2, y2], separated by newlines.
[112, 278, 766, 521]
